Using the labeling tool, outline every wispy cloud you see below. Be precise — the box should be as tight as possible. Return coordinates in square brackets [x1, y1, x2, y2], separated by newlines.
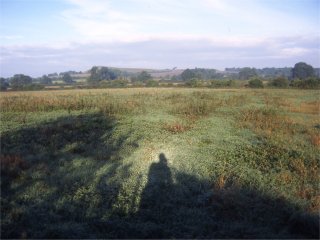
[280, 47, 311, 57]
[0, 35, 23, 40]
[1, 0, 319, 76]
[1, 34, 318, 77]
[60, 0, 319, 43]
[60, 0, 182, 42]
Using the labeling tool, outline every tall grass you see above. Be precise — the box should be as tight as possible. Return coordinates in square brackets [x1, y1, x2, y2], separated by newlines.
[0, 93, 145, 116]
[1, 88, 319, 238]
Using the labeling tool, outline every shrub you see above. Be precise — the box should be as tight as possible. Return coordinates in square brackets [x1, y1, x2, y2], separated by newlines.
[100, 79, 128, 88]
[248, 78, 264, 88]
[22, 84, 45, 91]
[210, 80, 235, 88]
[145, 80, 159, 87]
[291, 77, 320, 89]
[185, 79, 203, 87]
[269, 77, 289, 88]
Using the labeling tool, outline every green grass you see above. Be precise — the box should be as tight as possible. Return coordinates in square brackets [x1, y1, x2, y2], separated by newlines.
[1, 88, 319, 238]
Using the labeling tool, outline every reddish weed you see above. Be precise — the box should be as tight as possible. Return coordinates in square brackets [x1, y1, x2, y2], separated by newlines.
[309, 133, 320, 147]
[276, 171, 293, 184]
[239, 107, 293, 134]
[214, 175, 227, 191]
[163, 122, 192, 134]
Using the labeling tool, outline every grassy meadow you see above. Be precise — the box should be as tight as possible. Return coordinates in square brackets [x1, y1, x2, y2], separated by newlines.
[1, 88, 319, 238]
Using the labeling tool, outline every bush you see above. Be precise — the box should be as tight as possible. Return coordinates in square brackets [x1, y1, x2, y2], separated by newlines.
[291, 77, 320, 89]
[145, 80, 159, 87]
[210, 80, 235, 88]
[10, 74, 32, 89]
[248, 78, 264, 88]
[185, 79, 203, 87]
[22, 84, 45, 91]
[11, 83, 44, 91]
[269, 77, 289, 88]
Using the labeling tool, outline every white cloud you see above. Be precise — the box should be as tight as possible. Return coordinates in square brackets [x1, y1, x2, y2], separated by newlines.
[202, 0, 317, 38]
[60, 0, 181, 42]
[0, 35, 23, 40]
[280, 47, 311, 57]
[58, 0, 318, 46]
[1, 34, 319, 77]
[202, 0, 234, 14]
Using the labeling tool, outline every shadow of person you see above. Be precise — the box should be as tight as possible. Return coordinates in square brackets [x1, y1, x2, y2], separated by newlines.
[137, 153, 174, 237]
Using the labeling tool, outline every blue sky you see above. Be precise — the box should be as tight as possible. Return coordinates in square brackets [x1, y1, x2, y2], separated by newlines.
[0, 0, 319, 77]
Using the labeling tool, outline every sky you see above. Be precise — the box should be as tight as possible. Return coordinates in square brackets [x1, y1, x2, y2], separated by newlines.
[0, 0, 319, 77]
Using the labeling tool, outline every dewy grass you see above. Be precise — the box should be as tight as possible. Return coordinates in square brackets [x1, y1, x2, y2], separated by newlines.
[0, 88, 319, 238]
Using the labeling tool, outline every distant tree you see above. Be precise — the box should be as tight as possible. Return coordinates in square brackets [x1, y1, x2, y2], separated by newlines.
[10, 74, 32, 89]
[292, 62, 314, 79]
[269, 76, 289, 88]
[88, 66, 117, 84]
[40, 75, 52, 85]
[48, 72, 58, 78]
[134, 71, 152, 82]
[60, 71, 79, 76]
[171, 75, 178, 81]
[181, 69, 196, 81]
[62, 73, 74, 84]
[248, 78, 264, 88]
[192, 68, 221, 80]
[88, 66, 99, 82]
[0, 78, 9, 91]
[239, 68, 257, 80]
[255, 67, 292, 78]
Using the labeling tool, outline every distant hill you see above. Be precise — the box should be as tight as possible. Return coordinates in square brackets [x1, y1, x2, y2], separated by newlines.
[107, 67, 184, 78]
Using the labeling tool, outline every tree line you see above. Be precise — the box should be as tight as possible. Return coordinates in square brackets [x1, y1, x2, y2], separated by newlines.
[179, 62, 319, 89]
[0, 72, 75, 91]
[1, 62, 319, 91]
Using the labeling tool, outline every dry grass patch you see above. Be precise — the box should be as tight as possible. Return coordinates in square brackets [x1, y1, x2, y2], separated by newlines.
[162, 121, 194, 134]
[290, 101, 320, 115]
[276, 171, 293, 184]
[264, 96, 293, 108]
[239, 107, 295, 134]
[309, 132, 320, 147]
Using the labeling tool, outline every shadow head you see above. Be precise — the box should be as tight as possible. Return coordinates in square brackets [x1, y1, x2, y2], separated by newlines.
[159, 153, 168, 165]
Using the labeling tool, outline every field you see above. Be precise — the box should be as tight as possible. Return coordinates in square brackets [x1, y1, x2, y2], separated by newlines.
[1, 88, 319, 238]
